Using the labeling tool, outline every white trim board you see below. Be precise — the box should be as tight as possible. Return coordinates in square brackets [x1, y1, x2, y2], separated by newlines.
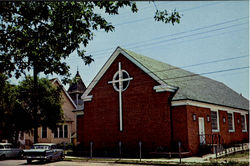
[81, 47, 177, 101]
[171, 100, 249, 114]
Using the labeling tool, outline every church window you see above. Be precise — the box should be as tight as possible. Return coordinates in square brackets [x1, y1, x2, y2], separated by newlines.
[228, 113, 235, 132]
[241, 115, 247, 132]
[211, 111, 219, 132]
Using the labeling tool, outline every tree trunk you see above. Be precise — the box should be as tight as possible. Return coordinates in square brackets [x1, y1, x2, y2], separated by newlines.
[33, 63, 39, 144]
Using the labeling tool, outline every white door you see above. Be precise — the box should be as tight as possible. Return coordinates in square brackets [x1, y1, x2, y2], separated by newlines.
[198, 117, 205, 144]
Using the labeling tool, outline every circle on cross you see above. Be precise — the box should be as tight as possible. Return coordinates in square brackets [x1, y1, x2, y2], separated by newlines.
[112, 70, 131, 92]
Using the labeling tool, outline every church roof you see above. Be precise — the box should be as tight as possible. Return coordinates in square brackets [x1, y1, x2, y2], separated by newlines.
[68, 71, 86, 94]
[123, 48, 249, 111]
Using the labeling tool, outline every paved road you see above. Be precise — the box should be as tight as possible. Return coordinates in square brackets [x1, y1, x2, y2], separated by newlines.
[0, 160, 145, 166]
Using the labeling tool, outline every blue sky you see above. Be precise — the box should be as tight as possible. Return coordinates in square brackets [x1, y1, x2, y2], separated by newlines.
[12, 1, 250, 99]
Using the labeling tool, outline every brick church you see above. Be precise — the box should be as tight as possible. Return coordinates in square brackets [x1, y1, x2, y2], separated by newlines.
[77, 47, 249, 156]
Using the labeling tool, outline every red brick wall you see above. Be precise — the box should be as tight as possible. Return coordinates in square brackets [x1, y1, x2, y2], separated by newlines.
[218, 111, 249, 145]
[186, 105, 211, 154]
[175, 105, 249, 154]
[172, 105, 189, 151]
[80, 54, 173, 153]
[77, 115, 84, 143]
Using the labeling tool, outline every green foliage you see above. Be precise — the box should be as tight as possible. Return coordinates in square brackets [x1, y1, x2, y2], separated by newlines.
[17, 76, 63, 131]
[154, 9, 181, 25]
[0, 1, 181, 83]
[0, 74, 29, 142]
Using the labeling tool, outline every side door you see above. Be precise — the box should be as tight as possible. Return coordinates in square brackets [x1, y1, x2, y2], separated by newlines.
[198, 117, 206, 144]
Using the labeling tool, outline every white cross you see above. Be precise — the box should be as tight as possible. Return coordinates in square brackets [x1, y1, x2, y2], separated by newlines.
[108, 62, 133, 131]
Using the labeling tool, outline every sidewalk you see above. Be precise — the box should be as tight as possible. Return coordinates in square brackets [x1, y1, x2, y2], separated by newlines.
[65, 155, 213, 164]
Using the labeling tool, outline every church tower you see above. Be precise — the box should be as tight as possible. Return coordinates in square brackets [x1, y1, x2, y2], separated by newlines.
[67, 70, 86, 109]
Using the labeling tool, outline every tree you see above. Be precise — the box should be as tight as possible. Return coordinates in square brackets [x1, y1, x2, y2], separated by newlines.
[17, 76, 63, 137]
[0, 75, 62, 144]
[0, 74, 30, 144]
[0, 2, 181, 143]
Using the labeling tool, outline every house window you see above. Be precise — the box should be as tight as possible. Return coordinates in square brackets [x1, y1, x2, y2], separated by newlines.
[228, 113, 235, 132]
[59, 125, 63, 138]
[54, 128, 58, 138]
[54, 124, 69, 138]
[64, 125, 68, 138]
[42, 127, 47, 138]
[211, 111, 219, 132]
[241, 115, 247, 132]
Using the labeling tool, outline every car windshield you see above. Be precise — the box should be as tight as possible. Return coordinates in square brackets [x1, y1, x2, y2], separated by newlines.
[4, 145, 13, 149]
[33, 145, 50, 150]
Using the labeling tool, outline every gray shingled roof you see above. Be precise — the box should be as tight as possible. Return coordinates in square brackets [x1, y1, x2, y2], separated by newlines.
[123, 48, 249, 111]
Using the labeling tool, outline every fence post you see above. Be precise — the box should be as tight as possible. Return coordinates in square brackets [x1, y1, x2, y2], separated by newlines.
[178, 141, 182, 163]
[139, 141, 142, 162]
[119, 141, 122, 159]
[215, 145, 217, 159]
[90, 141, 93, 159]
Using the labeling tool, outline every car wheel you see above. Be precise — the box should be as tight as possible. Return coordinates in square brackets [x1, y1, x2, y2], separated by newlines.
[17, 152, 23, 159]
[60, 153, 64, 160]
[27, 159, 32, 164]
[0, 154, 6, 160]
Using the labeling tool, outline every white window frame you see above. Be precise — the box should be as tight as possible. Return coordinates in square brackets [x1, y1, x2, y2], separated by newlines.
[228, 112, 235, 132]
[241, 114, 247, 132]
[211, 109, 220, 132]
[54, 124, 69, 139]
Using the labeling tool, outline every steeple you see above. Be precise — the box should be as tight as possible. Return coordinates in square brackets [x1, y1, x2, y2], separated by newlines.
[68, 71, 86, 106]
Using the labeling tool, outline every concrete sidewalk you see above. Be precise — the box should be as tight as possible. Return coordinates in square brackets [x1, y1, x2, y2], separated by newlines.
[65, 155, 213, 164]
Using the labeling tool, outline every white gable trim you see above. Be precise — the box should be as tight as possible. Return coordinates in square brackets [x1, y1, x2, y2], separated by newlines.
[171, 100, 249, 114]
[82, 47, 176, 100]
[153, 84, 176, 92]
[52, 78, 77, 109]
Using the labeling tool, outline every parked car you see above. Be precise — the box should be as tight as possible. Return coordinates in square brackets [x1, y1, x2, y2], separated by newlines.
[23, 143, 64, 163]
[0, 143, 23, 160]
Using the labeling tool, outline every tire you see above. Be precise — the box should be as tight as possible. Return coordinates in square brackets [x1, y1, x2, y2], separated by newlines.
[27, 159, 32, 164]
[60, 153, 64, 161]
[17, 152, 23, 159]
[0, 154, 6, 160]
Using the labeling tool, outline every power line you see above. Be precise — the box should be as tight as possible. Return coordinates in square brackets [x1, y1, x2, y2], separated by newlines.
[69, 53, 248, 87]
[134, 27, 248, 52]
[83, 65, 249, 91]
[112, 2, 222, 27]
[66, 26, 248, 65]
[83, 16, 247, 57]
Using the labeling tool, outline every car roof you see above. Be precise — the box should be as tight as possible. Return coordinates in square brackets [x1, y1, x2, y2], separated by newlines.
[33, 143, 56, 146]
[0, 143, 12, 145]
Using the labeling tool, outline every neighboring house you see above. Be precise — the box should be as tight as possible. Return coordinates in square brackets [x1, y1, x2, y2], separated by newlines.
[77, 47, 249, 155]
[22, 78, 77, 146]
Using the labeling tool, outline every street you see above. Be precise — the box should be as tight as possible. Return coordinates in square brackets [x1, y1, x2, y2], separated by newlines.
[0, 160, 144, 166]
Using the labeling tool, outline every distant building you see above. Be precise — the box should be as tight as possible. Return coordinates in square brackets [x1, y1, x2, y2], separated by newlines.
[77, 47, 249, 156]
[68, 70, 86, 111]
[21, 78, 77, 146]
